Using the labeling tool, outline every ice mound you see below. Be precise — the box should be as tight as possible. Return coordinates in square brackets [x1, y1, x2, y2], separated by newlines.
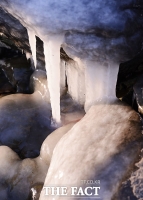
[0, 70, 54, 158]
[40, 102, 142, 200]
[40, 121, 76, 164]
[0, 121, 76, 200]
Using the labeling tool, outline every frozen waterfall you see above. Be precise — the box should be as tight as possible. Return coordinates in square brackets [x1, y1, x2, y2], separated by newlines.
[27, 30, 119, 126]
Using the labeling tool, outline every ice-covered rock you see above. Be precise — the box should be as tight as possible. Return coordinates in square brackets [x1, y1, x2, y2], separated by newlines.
[40, 122, 76, 165]
[40, 102, 142, 200]
[30, 69, 50, 103]
[0, 146, 48, 200]
[130, 155, 143, 200]
[0, 86, 53, 158]
[0, 121, 77, 200]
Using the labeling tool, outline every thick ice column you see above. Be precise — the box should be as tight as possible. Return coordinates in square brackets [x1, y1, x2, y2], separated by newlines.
[43, 36, 63, 126]
[27, 30, 37, 68]
[106, 62, 119, 99]
[84, 60, 119, 112]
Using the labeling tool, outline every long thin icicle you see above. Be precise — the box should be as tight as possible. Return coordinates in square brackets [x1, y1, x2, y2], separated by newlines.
[43, 36, 63, 126]
[27, 29, 37, 68]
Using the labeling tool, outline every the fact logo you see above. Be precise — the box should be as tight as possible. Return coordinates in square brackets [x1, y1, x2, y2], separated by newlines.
[43, 180, 101, 198]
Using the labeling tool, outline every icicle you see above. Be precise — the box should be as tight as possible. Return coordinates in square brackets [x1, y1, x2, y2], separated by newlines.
[66, 58, 85, 105]
[84, 60, 119, 112]
[43, 35, 63, 126]
[60, 60, 66, 95]
[27, 30, 37, 68]
[66, 60, 78, 102]
[25, 52, 35, 70]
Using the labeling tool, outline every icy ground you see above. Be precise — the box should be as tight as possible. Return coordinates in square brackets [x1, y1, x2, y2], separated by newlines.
[40, 103, 142, 200]
[0, 94, 142, 200]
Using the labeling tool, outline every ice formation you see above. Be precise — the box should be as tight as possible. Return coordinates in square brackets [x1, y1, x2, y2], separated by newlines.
[84, 61, 119, 111]
[66, 58, 85, 105]
[0, 1, 142, 200]
[27, 29, 37, 68]
[40, 121, 76, 164]
[0, 0, 142, 123]
[130, 156, 143, 200]
[31, 70, 50, 102]
[65, 58, 119, 111]
[43, 36, 63, 126]
[0, 70, 54, 158]
[0, 122, 76, 199]
[40, 103, 142, 200]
